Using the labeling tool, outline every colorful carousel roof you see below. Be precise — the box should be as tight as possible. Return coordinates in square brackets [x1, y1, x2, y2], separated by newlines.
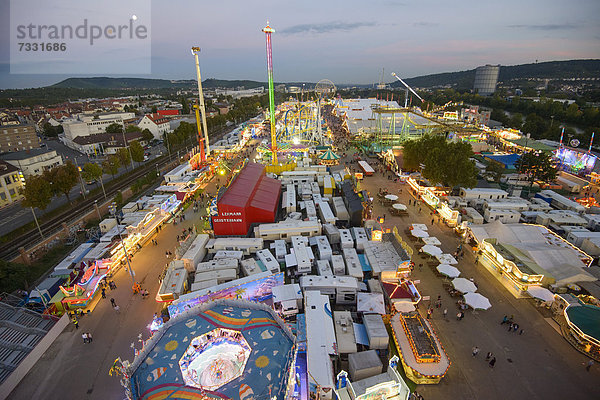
[318, 149, 340, 160]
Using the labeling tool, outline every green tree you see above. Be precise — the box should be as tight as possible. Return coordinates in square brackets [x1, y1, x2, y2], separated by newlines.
[141, 128, 154, 142]
[515, 151, 558, 188]
[129, 140, 145, 163]
[82, 162, 106, 198]
[0, 260, 30, 292]
[117, 148, 131, 170]
[102, 155, 120, 178]
[125, 125, 142, 133]
[42, 122, 63, 137]
[21, 174, 53, 210]
[105, 123, 123, 133]
[151, 106, 158, 113]
[49, 162, 79, 203]
[485, 161, 504, 183]
[181, 97, 190, 114]
[402, 135, 477, 188]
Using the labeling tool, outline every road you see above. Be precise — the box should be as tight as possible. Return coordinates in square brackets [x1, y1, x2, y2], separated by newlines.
[0, 142, 166, 237]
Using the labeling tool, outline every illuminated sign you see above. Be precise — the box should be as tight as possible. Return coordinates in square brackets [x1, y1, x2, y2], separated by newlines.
[372, 230, 383, 241]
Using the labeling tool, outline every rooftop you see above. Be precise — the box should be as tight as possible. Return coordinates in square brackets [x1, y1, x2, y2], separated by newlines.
[0, 148, 56, 160]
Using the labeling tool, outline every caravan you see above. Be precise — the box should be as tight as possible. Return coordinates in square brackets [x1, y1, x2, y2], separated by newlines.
[300, 275, 359, 305]
[256, 249, 281, 274]
[343, 247, 363, 280]
[254, 220, 322, 242]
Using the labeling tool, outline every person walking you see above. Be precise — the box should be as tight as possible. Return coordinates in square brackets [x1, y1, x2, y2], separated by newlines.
[485, 352, 493, 361]
[114, 304, 120, 313]
[101, 288, 106, 299]
[489, 357, 497, 368]
[443, 308, 448, 320]
[472, 346, 480, 357]
[82, 333, 88, 344]
[87, 332, 93, 343]
[513, 323, 520, 332]
[73, 318, 79, 329]
[586, 360, 594, 372]
[110, 298, 116, 308]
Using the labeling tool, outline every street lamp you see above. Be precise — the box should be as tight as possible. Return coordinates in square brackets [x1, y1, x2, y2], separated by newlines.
[155, 164, 160, 177]
[109, 202, 136, 286]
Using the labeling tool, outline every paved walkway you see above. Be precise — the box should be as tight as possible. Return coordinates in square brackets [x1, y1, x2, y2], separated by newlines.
[350, 154, 599, 400]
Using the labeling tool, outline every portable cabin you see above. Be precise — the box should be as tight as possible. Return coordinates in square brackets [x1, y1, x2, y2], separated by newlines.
[331, 254, 346, 276]
[299, 182, 313, 200]
[358, 161, 374, 176]
[323, 176, 335, 197]
[190, 279, 217, 292]
[284, 184, 297, 213]
[304, 200, 317, 218]
[256, 249, 281, 274]
[316, 200, 338, 225]
[292, 242, 313, 275]
[311, 181, 321, 195]
[300, 275, 359, 305]
[339, 229, 354, 249]
[195, 258, 239, 273]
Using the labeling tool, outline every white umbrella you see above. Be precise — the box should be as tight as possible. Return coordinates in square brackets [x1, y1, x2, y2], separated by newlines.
[411, 223, 428, 231]
[422, 236, 441, 246]
[436, 253, 458, 265]
[392, 203, 407, 211]
[410, 228, 429, 238]
[385, 194, 399, 201]
[437, 264, 461, 278]
[463, 292, 492, 310]
[421, 245, 443, 256]
[394, 302, 416, 313]
[452, 278, 478, 293]
[527, 286, 555, 302]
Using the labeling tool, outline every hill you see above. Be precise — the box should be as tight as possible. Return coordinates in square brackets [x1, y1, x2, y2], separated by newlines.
[397, 59, 600, 89]
[51, 77, 268, 90]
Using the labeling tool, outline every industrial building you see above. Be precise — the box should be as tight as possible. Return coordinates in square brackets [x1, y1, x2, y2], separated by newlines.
[473, 64, 500, 95]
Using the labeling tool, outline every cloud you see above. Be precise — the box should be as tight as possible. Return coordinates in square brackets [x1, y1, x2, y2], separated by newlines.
[508, 23, 578, 31]
[411, 21, 440, 27]
[279, 21, 376, 35]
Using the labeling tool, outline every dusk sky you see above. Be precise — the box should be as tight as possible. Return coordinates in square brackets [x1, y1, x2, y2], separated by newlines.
[1, 0, 599, 89]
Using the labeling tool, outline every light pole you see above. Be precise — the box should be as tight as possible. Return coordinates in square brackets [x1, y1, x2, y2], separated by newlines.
[94, 200, 102, 220]
[155, 164, 160, 177]
[30, 207, 43, 239]
[110, 203, 136, 286]
[73, 158, 87, 199]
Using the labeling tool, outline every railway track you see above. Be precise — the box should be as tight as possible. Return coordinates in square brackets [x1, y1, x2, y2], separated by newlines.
[0, 125, 240, 261]
[0, 155, 175, 261]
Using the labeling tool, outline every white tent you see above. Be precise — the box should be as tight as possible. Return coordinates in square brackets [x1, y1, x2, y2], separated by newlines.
[527, 286, 555, 302]
[436, 254, 458, 265]
[421, 245, 443, 256]
[357, 292, 386, 315]
[463, 292, 492, 310]
[437, 264, 461, 278]
[411, 229, 429, 238]
[385, 194, 398, 201]
[422, 236, 441, 246]
[411, 223, 428, 231]
[392, 203, 407, 211]
[452, 278, 477, 293]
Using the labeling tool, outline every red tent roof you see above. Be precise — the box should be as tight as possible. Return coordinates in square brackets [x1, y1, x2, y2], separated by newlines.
[218, 163, 280, 212]
[382, 281, 412, 300]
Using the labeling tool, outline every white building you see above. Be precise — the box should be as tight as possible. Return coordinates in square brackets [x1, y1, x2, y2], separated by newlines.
[62, 112, 135, 143]
[484, 208, 521, 223]
[0, 148, 63, 176]
[137, 113, 171, 139]
[460, 188, 508, 204]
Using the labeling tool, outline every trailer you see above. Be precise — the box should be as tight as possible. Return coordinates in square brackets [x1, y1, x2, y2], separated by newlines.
[316, 259, 333, 276]
[358, 160, 374, 176]
[343, 247, 364, 280]
[299, 182, 313, 200]
[256, 249, 281, 274]
[157, 264, 188, 302]
[272, 283, 303, 317]
[240, 258, 266, 276]
[331, 254, 345, 276]
[300, 275, 359, 305]
[190, 279, 218, 292]
[206, 238, 264, 255]
[363, 313, 389, 350]
[351, 227, 369, 251]
[196, 258, 239, 273]
[271, 239, 287, 262]
[332, 197, 350, 221]
[334, 311, 358, 355]
[291, 242, 312, 275]
[316, 200, 337, 225]
[311, 235, 333, 261]
[323, 175, 335, 197]
[303, 200, 317, 218]
[311, 181, 321, 194]
[339, 229, 354, 249]
[284, 184, 297, 213]
[323, 223, 340, 244]
[194, 269, 237, 285]
[213, 250, 244, 261]
[181, 234, 210, 272]
[254, 220, 322, 242]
